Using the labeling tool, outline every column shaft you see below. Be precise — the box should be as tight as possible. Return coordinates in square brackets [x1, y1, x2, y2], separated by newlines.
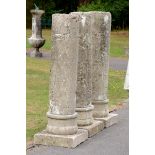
[47, 14, 79, 135]
[91, 12, 111, 118]
[71, 12, 94, 126]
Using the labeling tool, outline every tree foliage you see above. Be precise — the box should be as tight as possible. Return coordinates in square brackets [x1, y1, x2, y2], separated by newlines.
[27, 0, 128, 29]
[78, 0, 129, 29]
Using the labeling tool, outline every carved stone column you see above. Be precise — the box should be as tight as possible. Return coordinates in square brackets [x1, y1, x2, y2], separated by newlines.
[46, 14, 79, 135]
[91, 12, 118, 127]
[71, 12, 104, 137]
[34, 14, 88, 148]
[71, 12, 94, 126]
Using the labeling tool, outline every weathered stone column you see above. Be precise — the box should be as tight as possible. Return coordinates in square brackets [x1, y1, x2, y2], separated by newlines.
[34, 14, 88, 148]
[71, 12, 104, 137]
[91, 12, 118, 127]
[71, 12, 94, 126]
[46, 14, 79, 135]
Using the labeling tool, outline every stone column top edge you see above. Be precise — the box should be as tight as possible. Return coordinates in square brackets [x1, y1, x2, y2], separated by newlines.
[52, 13, 78, 18]
[70, 11, 111, 15]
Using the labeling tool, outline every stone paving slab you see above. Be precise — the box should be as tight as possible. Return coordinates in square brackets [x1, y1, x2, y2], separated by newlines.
[109, 57, 128, 71]
[34, 129, 88, 148]
[95, 113, 118, 128]
[78, 120, 104, 137]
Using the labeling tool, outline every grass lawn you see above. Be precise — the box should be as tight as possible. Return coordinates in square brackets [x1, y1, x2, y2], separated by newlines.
[108, 70, 129, 108]
[26, 57, 128, 143]
[26, 29, 129, 58]
[26, 57, 50, 142]
[110, 31, 129, 57]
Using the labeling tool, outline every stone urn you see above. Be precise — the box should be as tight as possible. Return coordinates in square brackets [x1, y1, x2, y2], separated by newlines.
[28, 9, 45, 57]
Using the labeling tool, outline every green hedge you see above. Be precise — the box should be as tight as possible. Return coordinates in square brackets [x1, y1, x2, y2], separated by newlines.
[29, 0, 128, 30]
[78, 0, 129, 30]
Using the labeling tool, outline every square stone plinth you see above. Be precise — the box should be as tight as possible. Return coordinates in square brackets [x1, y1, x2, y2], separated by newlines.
[95, 113, 118, 128]
[34, 129, 88, 148]
[78, 120, 104, 137]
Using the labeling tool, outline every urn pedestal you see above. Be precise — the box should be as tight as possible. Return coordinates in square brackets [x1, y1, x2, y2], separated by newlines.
[28, 9, 45, 57]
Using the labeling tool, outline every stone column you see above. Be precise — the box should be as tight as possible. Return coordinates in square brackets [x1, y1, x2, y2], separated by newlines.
[91, 12, 118, 127]
[34, 14, 88, 148]
[124, 63, 129, 90]
[46, 14, 79, 135]
[71, 12, 94, 126]
[70, 12, 104, 137]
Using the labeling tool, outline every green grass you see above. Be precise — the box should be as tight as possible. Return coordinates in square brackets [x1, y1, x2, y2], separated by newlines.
[26, 57, 128, 143]
[108, 69, 129, 108]
[26, 29, 129, 58]
[110, 31, 129, 57]
[26, 57, 50, 142]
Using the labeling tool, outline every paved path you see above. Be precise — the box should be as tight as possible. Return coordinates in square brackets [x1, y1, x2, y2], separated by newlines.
[26, 51, 128, 71]
[27, 103, 129, 155]
[109, 57, 128, 71]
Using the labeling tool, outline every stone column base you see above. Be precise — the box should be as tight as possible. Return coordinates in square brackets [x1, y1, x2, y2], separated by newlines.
[34, 129, 88, 148]
[92, 99, 109, 118]
[78, 120, 104, 137]
[46, 112, 78, 135]
[76, 105, 94, 126]
[95, 113, 118, 128]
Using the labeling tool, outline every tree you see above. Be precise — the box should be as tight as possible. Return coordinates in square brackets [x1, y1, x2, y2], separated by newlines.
[78, 0, 129, 29]
[26, 0, 33, 28]
[26, 0, 129, 29]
